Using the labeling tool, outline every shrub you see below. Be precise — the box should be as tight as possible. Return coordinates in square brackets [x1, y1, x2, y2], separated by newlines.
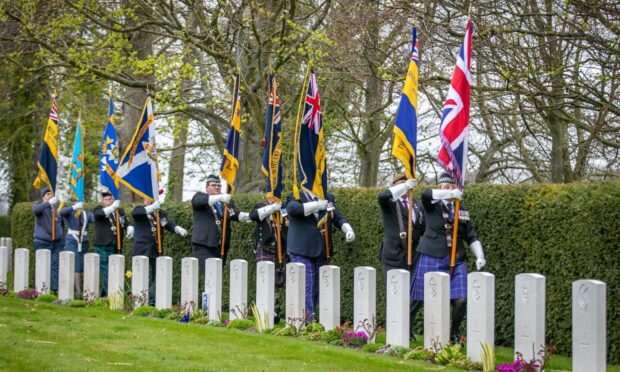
[17, 289, 40, 300]
[361, 343, 383, 353]
[69, 300, 87, 307]
[226, 319, 255, 330]
[403, 346, 434, 361]
[132, 306, 158, 317]
[36, 294, 57, 303]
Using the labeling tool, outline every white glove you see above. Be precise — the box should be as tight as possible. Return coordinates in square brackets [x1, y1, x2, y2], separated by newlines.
[103, 200, 120, 217]
[388, 179, 416, 199]
[470, 240, 486, 270]
[303, 200, 328, 216]
[49, 196, 58, 206]
[432, 189, 463, 200]
[257, 203, 281, 221]
[175, 226, 187, 237]
[341, 223, 355, 242]
[112, 200, 121, 208]
[125, 225, 134, 239]
[239, 212, 252, 223]
[145, 201, 160, 214]
[72, 202, 84, 210]
[208, 193, 231, 206]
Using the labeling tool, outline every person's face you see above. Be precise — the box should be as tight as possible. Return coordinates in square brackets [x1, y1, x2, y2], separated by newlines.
[102, 195, 114, 207]
[206, 182, 221, 195]
[42, 192, 52, 202]
[440, 182, 456, 190]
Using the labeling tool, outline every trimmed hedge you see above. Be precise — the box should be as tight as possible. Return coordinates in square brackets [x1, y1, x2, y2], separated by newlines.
[11, 182, 620, 363]
[0, 215, 11, 238]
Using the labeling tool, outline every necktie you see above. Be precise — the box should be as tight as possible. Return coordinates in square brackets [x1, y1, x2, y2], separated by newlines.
[447, 202, 454, 220]
[215, 202, 223, 216]
[401, 198, 409, 210]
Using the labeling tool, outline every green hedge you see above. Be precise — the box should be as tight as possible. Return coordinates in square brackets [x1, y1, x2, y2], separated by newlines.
[11, 182, 620, 363]
[0, 215, 11, 238]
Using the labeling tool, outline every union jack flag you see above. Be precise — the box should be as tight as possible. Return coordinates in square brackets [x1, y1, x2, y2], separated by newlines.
[297, 69, 327, 199]
[303, 72, 321, 133]
[437, 21, 474, 190]
[410, 37, 419, 63]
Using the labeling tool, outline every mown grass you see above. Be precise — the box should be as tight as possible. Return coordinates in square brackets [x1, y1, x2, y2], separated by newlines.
[0, 296, 461, 371]
[1, 294, 618, 371]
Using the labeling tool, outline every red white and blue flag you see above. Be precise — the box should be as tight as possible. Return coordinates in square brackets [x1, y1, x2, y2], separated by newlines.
[297, 70, 327, 199]
[437, 21, 474, 190]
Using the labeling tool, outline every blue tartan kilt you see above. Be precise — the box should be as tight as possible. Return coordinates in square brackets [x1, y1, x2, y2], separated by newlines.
[410, 254, 468, 301]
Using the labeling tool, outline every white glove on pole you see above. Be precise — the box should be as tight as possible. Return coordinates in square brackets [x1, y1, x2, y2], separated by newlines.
[145, 201, 160, 214]
[257, 203, 281, 221]
[239, 212, 252, 223]
[103, 200, 120, 217]
[175, 226, 188, 237]
[432, 189, 463, 200]
[208, 193, 231, 206]
[341, 223, 355, 242]
[49, 196, 58, 206]
[470, 240, 486, 270]
[72, 202, 84, 210]
[126, 225, 134, 239]
[303, 200, 328, 216]
[388, 179, 416, 200]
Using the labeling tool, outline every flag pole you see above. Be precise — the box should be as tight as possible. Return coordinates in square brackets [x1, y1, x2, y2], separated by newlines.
[51, 93, 57, 242]
[115, 210, 122, 254]
[449, 199, 461, 275]
[292, 62, 312, 200]
[156, 209, 162, 255]
[268, 77, 283, 265]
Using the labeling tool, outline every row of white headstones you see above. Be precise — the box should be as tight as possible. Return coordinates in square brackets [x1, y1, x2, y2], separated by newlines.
[0, 240, 607, 371]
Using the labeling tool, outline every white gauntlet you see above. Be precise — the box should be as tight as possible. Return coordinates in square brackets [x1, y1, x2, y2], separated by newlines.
[208, 194, 231, 206]
[257, 203, 281, 221]
[432, 189, 463, 200]
[303, 200, 328, 216]
[470, 240, 486, 270]
[341, 223, 355, 242]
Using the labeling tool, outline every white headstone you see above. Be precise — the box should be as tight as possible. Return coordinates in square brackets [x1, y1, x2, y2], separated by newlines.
[229, 259, 248, 320]
[386, 269, 410, 348]
[354, 266, 377, 343]
[13, 248, 29, 292]
[424, 271, 450, 349]
[286, 262, 306, 330]
[0, 246, 8, 286]
[256, 261, 275, 328]
[1, 238, 12, 273]
[83, 253, 100, 298]
[319, 265, 341, 331]
[108, 254, 125, 309]
[181, 257, 199, 307]
[205, 258, 222, 321]
[573, 280, 606, 372]
[35, 249, 51, 294]
[131, 256, 149, 307]
[58, 251, 75, 301]
[467, 272, 495, 363]
[156, 256, 173, 310]
[514, 273, 546, 361]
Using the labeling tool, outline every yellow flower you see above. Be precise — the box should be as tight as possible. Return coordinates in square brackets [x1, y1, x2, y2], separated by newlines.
[125, 270, 132, 279]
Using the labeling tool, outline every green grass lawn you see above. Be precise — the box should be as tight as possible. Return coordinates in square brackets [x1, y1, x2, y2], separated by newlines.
[1, 295, 618, 371]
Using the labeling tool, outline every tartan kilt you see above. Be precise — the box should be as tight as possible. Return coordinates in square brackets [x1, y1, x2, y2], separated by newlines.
[410, 253, 468, 301]
[255, 243, 277, 262]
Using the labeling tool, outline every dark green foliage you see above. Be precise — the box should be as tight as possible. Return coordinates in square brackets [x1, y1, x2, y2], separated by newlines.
[0, 216, 11, 238]
[35, 294, 57, 303]
[10, 182, 620, 362]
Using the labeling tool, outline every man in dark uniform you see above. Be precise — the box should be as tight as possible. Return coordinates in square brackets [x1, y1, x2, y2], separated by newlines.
[32, 187, 64, 293]
[410, 172, 486, 343]
[191, 174, 249, 275]
[93, 191, 132, 297]
[285, 190, 355, 319]
[378, 173, 424, 339]
[60, 199, 94, 297]
[249, 197, 288, 321]
[131, 197, 187, 306]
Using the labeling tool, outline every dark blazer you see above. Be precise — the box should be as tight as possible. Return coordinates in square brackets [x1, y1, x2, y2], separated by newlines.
[191, 192, 240, 249]
[284, 192, 348, 258]
[93, 206, 129, 247]
[131, 207, 177, 258]
[377, 190, 424, 268]
[416, 189, 478, 261]
[249, 202, 288, 246]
